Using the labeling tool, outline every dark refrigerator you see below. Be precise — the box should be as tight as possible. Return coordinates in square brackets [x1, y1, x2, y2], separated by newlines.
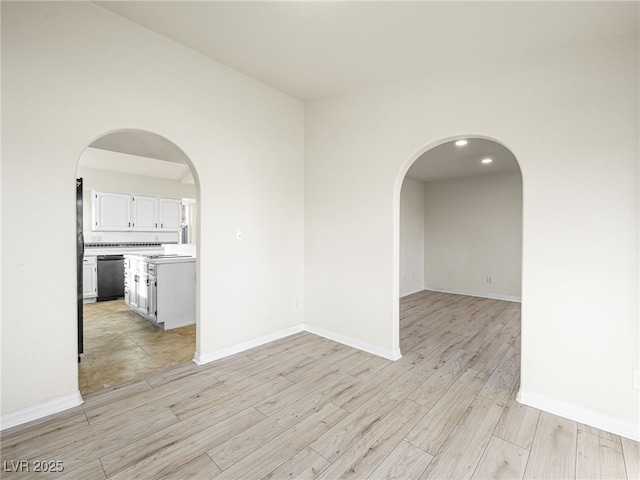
[76, 178, 84, 360]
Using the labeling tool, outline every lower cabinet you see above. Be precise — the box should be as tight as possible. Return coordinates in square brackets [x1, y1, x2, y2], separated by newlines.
[82, 256, 98, 303]
[126, 271, 156, 321]
[138, 273, 157, 323]
[124, 257, 195, 330]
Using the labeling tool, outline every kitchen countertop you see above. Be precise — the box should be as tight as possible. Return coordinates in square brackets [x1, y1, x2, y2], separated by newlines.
[85, 243, 196, 258]
[124, 253, 196, 264]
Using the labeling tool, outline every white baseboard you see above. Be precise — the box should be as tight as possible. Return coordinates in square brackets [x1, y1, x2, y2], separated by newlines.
[0, 391, 83, 432]
[517, 389, 640, 441]
[194, 323, 403, 365]
[303, 324, 402, 361]
[3, 324, 401, 430]
[400, 286, 425, 298]
[193, 324, 305, 365]
[424, 286, 521, 303]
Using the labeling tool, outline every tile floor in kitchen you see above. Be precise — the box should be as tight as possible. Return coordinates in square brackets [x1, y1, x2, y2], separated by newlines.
[79, 299, 196, 395]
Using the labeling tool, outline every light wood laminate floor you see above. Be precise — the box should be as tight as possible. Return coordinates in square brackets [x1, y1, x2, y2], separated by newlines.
[2, 291, 638, 479]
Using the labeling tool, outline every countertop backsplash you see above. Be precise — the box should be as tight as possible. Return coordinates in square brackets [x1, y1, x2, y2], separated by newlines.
[83, 231, 186, 256]
[84, 230, 179, 245]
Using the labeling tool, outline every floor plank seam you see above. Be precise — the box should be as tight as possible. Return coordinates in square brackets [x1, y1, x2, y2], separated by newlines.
[98, 457, 108, 479]
[521, 405, 543, 478]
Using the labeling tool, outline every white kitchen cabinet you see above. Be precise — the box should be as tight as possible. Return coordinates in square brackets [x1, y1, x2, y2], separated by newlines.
[124, 257, 143, 311]
[158, 198, 181, 231]
[123, 263, 130, 306]
[132, 195, 158, 230]
[92, 190, 182, 232]
[134, 272, 156, 320]
[124, 259, 134, 309]
[124, 258, 157, 323]
[124, 255, 195, 330]
[92, 192, 131, 230]
[82, 256, 98, 302]
[154, 261, 193, 329]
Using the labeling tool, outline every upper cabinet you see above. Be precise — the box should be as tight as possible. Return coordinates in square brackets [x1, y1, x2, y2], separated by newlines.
[158, 198, 182, 230]
[93, 191, 131, 230]
[92, 190, 182, 232]
[132, 195, 159, 230]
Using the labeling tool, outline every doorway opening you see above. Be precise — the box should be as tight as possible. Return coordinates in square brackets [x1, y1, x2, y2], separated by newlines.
[75, 129, 200, 395]
[395, 135, 523, 371]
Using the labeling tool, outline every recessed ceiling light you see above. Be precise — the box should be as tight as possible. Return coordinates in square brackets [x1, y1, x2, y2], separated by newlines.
[481, 158, 493, 164]
[455, 139, 468, 146]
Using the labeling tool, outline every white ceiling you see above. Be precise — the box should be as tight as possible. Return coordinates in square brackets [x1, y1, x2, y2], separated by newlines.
[80, 146, 195, 185]
[82, 131, 194, 184]
[95, 1, 638, 101]
[407, 138, 519, 183]
[90, 131, 190, 164]
[87, 1, 637, 181]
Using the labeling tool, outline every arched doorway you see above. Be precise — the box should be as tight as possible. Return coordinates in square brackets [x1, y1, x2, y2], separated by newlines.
[393, 135, 523, 364]
[75, 129, 200, 395]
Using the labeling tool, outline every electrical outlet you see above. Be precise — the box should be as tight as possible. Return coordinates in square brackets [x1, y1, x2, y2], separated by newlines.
[486, 275, 493, 284]
[236, 228, 244, 240]
[634, 369, 640, 389]
[294, 300, 300, 308]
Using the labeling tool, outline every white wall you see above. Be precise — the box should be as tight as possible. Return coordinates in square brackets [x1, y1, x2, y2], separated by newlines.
[305, 31, 639, 437]
[1, 2, 304, 420]
[424, 171, 522, 300]
[400, 171, 522, 301]
[399, 176, 425, 297]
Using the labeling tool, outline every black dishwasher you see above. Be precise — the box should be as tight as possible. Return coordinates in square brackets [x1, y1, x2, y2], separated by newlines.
[97, 255, 125, 301]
